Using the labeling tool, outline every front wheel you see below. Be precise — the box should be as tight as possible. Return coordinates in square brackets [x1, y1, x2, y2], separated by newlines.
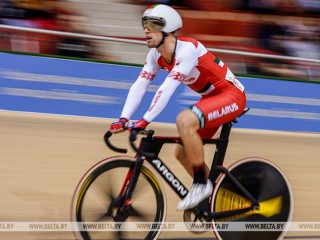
[210, 158, 293, 240]
[71, 156, 167, 240]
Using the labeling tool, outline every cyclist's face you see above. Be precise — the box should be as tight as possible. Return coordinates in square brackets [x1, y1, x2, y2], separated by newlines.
[143, 27, 162, 48]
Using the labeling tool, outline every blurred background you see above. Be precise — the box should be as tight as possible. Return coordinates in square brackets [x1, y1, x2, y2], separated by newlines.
[0, 0, 319, 81]
[0, 2, 319, 239]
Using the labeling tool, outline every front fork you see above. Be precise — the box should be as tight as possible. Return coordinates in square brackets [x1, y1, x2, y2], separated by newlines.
[108, 154, 146, 221]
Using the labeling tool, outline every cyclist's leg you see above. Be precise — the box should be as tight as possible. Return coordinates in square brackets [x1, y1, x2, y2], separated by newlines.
[176, 88, 246, 209]
[176, 86, 246, 177]
[174, 127, 218, 178]
[176, 109, 204, 168]
[176, 110, 214, 209]
[195, 88, 246, 130]
[175, 144, 193, 177]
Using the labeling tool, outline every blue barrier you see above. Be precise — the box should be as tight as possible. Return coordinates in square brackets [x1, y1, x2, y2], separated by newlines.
[0, 52, 319, 132]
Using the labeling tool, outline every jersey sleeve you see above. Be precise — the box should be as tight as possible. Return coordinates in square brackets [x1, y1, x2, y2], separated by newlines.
[142, 43, 200, 122]
[142, 76, 181, 122]
[173, 42, 200, 77]
[120, 50, 161, 120]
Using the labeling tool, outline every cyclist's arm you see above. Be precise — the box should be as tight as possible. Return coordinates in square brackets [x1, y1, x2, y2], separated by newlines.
[143, 43, 202, 122]
[142, 76, 181, 122]
[121, 50, 160, 120]
[142, 44, 199, 122]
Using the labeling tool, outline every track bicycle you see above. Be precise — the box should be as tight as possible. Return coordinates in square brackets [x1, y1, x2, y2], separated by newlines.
[71, 108, 293, 240]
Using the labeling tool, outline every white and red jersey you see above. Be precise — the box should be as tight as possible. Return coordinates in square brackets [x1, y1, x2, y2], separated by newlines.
[121, 37, 245, 123]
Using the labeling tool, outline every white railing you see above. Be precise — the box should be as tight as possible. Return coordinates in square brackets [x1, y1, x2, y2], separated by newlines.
[1, 24, 320, 64]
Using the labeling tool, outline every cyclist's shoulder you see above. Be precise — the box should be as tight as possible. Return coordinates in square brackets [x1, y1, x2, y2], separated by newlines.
[176, 36, 207, 56]
[145, 48, 161, 63]
[146, 47, 160, 56]
[177, 36, 208, 50]
[177, 36, 198, 46]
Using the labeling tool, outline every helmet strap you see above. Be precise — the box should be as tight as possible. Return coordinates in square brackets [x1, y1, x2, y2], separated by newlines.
[156, 32, 169, 48]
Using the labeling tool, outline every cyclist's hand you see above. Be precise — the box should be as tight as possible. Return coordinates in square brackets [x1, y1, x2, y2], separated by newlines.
[128, 118, 149, 132]
[109, 117, 128, 133]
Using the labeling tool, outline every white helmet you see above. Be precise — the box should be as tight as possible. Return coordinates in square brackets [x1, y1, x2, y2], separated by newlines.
[142, 4, 183, 33]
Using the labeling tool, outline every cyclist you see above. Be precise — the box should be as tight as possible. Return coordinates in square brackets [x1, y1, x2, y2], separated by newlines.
[109, 4, 246, 210]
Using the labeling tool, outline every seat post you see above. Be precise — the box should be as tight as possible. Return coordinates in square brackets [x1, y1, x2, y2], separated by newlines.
[219, 121, 234, 140]
[208, 108, 249, 182]
[209, 121, 234, 181]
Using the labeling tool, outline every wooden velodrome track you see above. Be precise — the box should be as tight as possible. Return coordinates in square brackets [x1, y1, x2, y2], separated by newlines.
[1, 110, 319, 240]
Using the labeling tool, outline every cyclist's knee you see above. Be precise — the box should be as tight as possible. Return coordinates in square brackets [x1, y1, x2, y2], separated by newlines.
[176, 110, 199, 136]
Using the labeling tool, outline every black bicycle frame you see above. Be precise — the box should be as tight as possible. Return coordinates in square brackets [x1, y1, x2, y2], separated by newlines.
[107, 109, 259, 220]
[131, 120, 240, 200]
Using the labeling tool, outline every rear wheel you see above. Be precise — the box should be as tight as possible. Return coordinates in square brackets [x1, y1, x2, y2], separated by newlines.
[211, 158, 293, 240]
[71, 156, 167, 240]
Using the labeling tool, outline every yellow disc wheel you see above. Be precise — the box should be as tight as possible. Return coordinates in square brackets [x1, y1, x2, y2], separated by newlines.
[211, 158, 293, 240]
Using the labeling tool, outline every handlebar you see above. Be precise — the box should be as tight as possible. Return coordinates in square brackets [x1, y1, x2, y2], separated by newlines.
[104, 129, 155, 158]
[104, 131, 127, 153]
